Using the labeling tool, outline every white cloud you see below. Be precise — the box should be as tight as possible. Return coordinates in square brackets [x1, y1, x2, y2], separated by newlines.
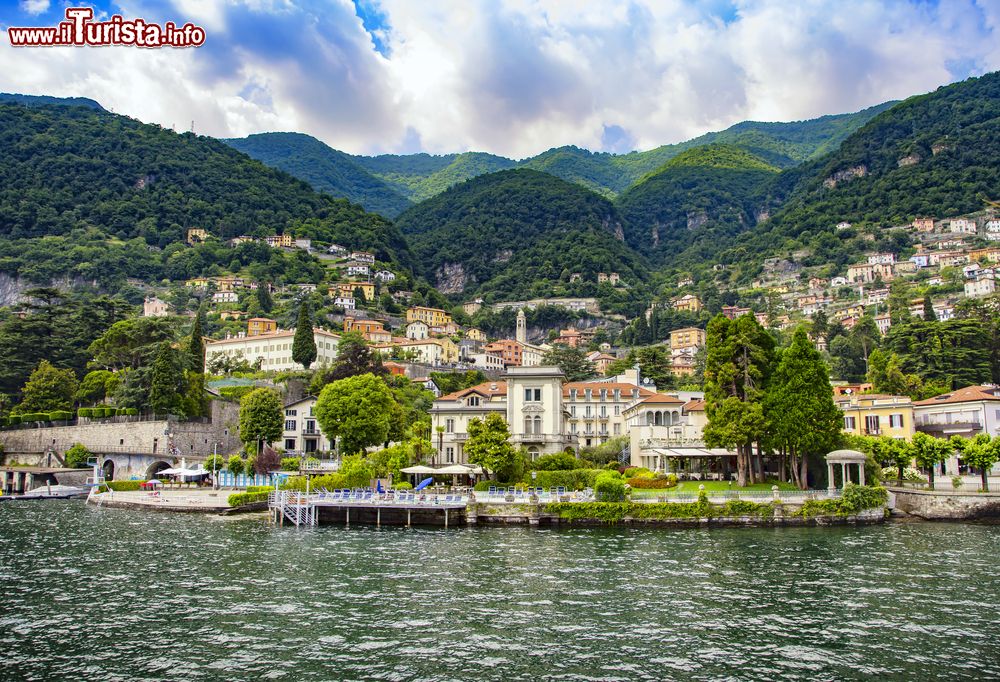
[18, 0, 50, 15]
[0, 0, 998, 157]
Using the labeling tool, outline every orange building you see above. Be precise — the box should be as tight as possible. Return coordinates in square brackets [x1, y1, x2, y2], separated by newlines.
[553, 328, 583, 348]
[484, 339, 524, 367]
[247, 317, 277, 336]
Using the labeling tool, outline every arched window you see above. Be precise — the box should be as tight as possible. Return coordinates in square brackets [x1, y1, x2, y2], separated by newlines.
[646, 412, 654, 426]
[524, 416, 533, 434]
[533, 416, 542, 435]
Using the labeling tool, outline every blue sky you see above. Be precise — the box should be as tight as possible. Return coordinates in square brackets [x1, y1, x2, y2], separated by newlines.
[1, 0, 998, 157]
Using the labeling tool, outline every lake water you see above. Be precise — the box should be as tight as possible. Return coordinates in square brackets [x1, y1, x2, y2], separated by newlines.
[1, 501, 999, 681]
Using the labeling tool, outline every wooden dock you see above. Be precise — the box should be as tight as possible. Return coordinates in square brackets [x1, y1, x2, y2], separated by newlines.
[270, 491, 472, 528]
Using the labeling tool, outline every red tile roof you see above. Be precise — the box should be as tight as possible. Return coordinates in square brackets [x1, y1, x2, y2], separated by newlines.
[438, 381, 508, 401]
[684, 399, 706, 412]
[913, 385, 1000, 406]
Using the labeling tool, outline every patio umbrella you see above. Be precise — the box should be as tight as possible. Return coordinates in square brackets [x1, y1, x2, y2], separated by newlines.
[435, 465, 475, 475]
[400, 465, 438, 474]
[414, 477, 434, 491]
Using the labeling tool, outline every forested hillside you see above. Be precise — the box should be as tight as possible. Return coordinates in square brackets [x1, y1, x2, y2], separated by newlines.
[223, 104, 890, 209]
[0, 92, 104, 110]
[616, 145, 780, 265]
[355, 152, 517, 203]
[224, 132, 412, 218]
[395, 169, 647, 312]
[0, 102, 415, 286]
[691, 72, 1000, 280]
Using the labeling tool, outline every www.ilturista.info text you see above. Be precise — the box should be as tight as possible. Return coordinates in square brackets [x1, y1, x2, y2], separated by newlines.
[8, 7, 206, 48]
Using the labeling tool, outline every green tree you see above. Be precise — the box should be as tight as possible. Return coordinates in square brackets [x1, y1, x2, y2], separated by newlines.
[149, 342, 184, 416]
[465, 413, 519, 482]
[238, 388, 283, 452]
[64, 443, 92, 469]
[953, 434, 1000, 492]
[910, 432, 953, 490]
[634, 345, 676, 389]
[867, 435, 913, 486]
[765, 328, 843, 489]
[315, 374, 394, 455]
[87, 317, 176, 371]
[74, 369, 118, 406]
[188, 307, 206, 373]
[255, 281, 273, 314]
[923, 295, 937, 322]
[292, 300, 317, 370]
[310, 332, 387, 392]
[703, 314, 775, 486]
[227, 454, 245, 476]
[541, 344, 595, 381]
[18, 360, 78, 413]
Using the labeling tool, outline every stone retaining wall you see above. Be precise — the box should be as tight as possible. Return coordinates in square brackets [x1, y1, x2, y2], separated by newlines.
[890, 488, 1000, 520]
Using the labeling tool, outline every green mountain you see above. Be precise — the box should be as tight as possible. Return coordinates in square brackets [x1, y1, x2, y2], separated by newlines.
[223, 104, 890, 210]
[0, 92, 104, 111]
[615, 145, 780, 263]
[355, 151, 517, 203]
[0, 102, 414, 287]
[689, 71, 1000, 278]
[224, 132, 412, 218]
[520, 146, 622, 198]
[394, 169, 647, 306]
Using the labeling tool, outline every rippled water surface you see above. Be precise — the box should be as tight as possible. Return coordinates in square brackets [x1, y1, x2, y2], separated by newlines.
[2, 502, 999, 681]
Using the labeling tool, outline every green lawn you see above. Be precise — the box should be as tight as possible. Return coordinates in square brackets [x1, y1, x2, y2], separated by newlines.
[631, 479, 801, 496]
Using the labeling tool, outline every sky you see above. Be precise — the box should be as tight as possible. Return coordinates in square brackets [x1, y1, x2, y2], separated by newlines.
[1, 0, 998, 158]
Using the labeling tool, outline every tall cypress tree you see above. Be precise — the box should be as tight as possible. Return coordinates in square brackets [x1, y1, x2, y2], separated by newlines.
[766, 329, 842, 489]
[255, 281, 273, 314]
[149, 342, 182, 416]
[923, 295, 937, 322]
[188, 307, 205, 373]
[292, 300, 317, 370]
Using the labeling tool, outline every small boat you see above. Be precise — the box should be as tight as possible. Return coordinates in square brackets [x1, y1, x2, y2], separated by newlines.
[0, 484, 90, 501]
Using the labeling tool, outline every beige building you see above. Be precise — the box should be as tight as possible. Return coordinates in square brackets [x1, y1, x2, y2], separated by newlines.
[204, 328, 340, 372]
[143, 296, 169, 317]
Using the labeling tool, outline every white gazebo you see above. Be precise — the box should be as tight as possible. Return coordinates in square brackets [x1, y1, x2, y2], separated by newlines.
[825, 449, 867, 491]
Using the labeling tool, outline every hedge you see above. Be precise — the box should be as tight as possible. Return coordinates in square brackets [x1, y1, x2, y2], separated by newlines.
[228, 491, 270, 507]
[393, 482, 413, 490]
[77, 408, 93, 418]
[627, 474, 678, 489]
[246, 485, 274, 493]
[473, 480, 499, 491]
[6, 415, 20, 425]
[546, 496, 776, 523]
[594, 471, 626, 501]
[48, 411, 73, 421]
[521, 469, 606, 490]
[799, 484, 888, 517]
[96, 480, 145, 492]
[280, 457, 301, 471]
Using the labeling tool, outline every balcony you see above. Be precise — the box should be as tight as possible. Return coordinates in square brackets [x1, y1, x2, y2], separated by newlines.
[864, 427, 880, 436]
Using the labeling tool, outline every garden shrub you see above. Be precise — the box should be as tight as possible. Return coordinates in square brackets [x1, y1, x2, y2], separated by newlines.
[106, 480, 144, 491]
[49, 411, 73, 421]
[64, 443, 92, 469]
[280, 457, 301, 471]
[219, 386, 255, 402]
[246, 485, 274, 493]
[530, 451, 579, 471]
[474, 480, 500, 491]
[126, 408, 139, 416]
[392, 482, 413, 490]
[594, 470, 626, 501]
[77, 408, 92, 418]
[522, 468, 605, 490]
[228, 491, 270, 507]
[7, 415, 20, 425]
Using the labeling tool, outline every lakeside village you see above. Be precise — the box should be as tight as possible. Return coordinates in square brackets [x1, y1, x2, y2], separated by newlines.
[4, 213, 1000, 527]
